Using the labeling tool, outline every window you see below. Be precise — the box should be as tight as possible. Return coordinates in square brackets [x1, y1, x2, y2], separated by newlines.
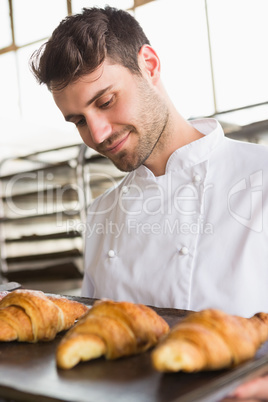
[13, 0, 68, 46]
[72, 0, 133, 14]
[207, 0, 268, 111]
[0, 0, 267, 157]
[0, 0, 12, 48]
[135, 0, 215, 118]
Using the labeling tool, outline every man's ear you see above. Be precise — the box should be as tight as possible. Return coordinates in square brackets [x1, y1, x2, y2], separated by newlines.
[138, 44, 161, 84]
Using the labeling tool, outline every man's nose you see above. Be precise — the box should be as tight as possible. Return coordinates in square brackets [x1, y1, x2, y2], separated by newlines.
[86, 113, 112, 144]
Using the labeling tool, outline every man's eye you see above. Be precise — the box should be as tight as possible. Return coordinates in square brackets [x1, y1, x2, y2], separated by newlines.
[99, 95, 114, 109]
[75, 118, 86, 127]
[101, 100, 111, 108]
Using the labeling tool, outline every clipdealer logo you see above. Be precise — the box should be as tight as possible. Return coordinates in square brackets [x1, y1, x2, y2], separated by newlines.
[227, 170, 263, 232]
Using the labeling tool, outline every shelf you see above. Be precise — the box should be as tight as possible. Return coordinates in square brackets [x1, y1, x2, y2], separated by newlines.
[6, 248, 82, 264]
[5, 230, 81, 243]
[4, 261, 83, 282]
[0, 209, 80, 222]
[1, 184, 79, 200]
[0, 143, 124, 288]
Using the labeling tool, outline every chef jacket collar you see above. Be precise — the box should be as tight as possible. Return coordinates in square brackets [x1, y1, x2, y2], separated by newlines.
[135, 118, 224, 178]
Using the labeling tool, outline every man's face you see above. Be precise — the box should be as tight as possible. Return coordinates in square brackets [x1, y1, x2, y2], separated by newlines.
[52, 60, 169, 172]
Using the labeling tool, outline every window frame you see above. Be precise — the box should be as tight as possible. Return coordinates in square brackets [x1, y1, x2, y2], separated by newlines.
[1, 0, 267, 119]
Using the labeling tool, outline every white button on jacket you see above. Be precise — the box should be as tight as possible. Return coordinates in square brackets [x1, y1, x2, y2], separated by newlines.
[108, 250, 115, 258]
[121, 186, 128, 194]
[193, 174, 201, 183]
[180, 246, 189, 255]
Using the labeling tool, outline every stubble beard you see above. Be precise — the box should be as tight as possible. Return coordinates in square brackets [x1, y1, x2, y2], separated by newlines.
[107, 79, 170, 173]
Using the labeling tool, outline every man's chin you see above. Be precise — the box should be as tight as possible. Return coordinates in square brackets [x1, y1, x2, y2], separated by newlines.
[111, 154, 141, 173]
[113, 161, 137, 173]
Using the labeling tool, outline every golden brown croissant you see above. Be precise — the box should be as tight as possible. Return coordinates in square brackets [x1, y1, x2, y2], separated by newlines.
[0, 291, 9, 301]
[152, 308, 268, 373]
[56, 299, 169, 369]
[0, 289, 88, 343]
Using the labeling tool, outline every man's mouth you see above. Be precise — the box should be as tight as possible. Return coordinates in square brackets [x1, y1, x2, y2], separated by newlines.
[105, 132, 130, 154]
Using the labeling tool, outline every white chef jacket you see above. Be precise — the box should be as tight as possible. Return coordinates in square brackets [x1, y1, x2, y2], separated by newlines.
[82, 118, 268, 317]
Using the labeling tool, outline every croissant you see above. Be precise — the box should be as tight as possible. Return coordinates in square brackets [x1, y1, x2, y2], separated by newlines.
[56, 299, 169, 369]
[0, 289, 88, 343]
[152, 308, 268, 373]
[0, 291, 9, 301]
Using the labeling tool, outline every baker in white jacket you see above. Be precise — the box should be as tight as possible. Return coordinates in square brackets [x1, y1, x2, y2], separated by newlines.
[30, 6, 268, 317]
[30, 7, 268, 399]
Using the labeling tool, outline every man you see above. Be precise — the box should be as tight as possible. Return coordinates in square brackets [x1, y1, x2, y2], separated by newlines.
[30, 7, 268, 398]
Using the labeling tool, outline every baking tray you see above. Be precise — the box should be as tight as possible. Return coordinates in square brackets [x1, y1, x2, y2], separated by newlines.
[0, 295, 268, 402]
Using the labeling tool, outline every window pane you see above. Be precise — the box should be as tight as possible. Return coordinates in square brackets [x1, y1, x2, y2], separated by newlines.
[16, 43, 78, 149]
[13, 0, 68, 46]
[135, 0, 215, 118]
[0, 41, 79, 158]
[72, 0, 133, 14]
[0, 52, 20, 120]
[207, 0, 268, 111]
[0, 0, 12, 48]
[17, 43, 69, 122]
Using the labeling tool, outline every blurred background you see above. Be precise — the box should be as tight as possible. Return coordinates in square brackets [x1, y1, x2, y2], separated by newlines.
[0, 0, 267, 294]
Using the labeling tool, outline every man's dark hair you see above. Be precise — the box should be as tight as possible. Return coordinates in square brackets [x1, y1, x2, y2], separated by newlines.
[30, 6, 151, 90]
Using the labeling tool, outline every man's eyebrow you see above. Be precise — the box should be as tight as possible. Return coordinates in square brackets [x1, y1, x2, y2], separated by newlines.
[64, 85, 113, 121]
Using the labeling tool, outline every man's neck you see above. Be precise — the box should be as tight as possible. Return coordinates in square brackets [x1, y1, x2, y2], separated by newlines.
[144, 114, 204, 177]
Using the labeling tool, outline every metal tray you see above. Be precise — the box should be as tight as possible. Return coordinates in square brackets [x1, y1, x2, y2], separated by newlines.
[0, 295, 267, 402]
